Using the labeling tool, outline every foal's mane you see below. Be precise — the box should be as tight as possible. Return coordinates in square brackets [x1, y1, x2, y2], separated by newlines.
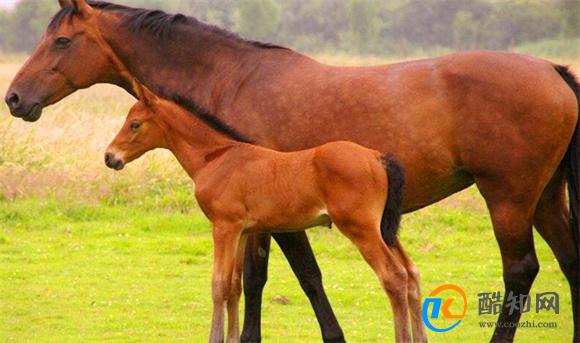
[170, 95, 254, 144]
[48, 1, 289, 50]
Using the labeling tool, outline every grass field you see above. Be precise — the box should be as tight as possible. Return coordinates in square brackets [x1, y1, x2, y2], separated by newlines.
[1, 54, 579, 342]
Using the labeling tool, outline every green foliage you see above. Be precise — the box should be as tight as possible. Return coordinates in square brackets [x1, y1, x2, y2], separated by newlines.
[2, 0, 58, 53]
[0, 0, 578, 56]
[453, 10, 478, 50]
[234, 0, 282, 41]
[346, 0, 380, 54]
[559, 0, 580, 38]
[478, 0, 561, 49]
[276, 0, 348, 52]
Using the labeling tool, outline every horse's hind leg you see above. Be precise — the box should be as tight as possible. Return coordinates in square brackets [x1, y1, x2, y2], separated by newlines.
[337, 223, 411, 342]
[392, 240, 427, 342]
[534, 171, 579, 341]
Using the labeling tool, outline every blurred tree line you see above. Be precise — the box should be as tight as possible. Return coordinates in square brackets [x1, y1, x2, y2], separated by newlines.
[0, 0, 578, 56]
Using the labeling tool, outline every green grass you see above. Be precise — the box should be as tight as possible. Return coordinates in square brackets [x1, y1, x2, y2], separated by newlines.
[0, 56, 577, 342]
[0, 189, 573, 342]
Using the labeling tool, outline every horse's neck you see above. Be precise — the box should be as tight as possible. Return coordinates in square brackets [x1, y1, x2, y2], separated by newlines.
[98, 12, 283, 113]
[159, 105, 239, 179]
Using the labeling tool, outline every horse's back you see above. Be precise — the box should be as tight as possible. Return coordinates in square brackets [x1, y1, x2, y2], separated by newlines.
[231, 51, 577, 210]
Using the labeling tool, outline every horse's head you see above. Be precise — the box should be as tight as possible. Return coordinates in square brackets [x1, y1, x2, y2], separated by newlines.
[5, 0, 123, 122]
[105, 80, 165, 170]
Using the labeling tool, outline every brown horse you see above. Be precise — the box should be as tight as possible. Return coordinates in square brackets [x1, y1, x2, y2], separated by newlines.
[5, 1, 579, 342]
[105, 80, 421, 343]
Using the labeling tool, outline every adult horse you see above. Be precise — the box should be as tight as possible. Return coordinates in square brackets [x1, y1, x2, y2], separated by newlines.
[5, 1, 579, 342]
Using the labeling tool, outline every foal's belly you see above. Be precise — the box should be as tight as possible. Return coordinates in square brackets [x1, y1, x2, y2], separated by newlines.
[244, 207, 332, 234]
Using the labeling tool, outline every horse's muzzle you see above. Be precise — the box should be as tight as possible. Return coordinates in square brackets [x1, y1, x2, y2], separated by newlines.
[4, 90, 43, 122]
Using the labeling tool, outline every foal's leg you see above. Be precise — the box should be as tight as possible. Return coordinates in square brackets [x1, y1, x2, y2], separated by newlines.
[227, 234, 248, 343]
[534, 174, 579, 341]
[392, 239, 427, 343]
[338, 224, 411, 342]
[210, 222, 242, 343]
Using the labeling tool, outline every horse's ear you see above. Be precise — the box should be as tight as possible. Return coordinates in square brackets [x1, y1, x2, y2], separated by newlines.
[58, 0, 72, 8]
[71, 0, 94, 16]
[131, 79, 159, 107]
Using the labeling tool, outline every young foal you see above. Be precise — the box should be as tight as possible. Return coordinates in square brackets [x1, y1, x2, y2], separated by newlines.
[105, 82, 423, 342]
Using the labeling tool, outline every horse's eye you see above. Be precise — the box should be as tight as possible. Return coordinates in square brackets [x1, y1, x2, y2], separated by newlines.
[55, 37, 71, 49]
[130, 122, 141, 131]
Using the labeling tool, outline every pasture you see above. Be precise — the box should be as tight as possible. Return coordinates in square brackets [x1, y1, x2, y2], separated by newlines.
[1, 55, 578, 342]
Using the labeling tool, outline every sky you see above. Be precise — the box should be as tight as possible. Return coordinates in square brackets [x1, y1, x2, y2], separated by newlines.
[0, 0, 18, 10]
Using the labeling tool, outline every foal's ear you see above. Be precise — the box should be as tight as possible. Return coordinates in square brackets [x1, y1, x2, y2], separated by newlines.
[132, 79, 159, 107]
[71, 0, 94, 17]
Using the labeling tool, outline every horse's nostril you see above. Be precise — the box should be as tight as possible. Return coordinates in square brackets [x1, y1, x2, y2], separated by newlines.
[5, 92, 20, 108]
[104, 153, 113, 166]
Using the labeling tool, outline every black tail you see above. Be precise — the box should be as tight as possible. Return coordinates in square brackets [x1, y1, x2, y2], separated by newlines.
[556, 64, 580, 320]
[380, 156, 405, 247]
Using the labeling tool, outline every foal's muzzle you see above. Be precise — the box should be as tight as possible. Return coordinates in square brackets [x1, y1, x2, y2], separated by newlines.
[104, 152, 125, 170]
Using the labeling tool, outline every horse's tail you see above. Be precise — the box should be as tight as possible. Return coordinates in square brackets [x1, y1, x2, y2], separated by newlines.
[555, 64, 580, 306]
[380, 155, 405, 247]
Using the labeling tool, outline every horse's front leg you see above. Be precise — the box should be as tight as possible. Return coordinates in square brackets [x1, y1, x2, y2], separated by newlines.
[209, 222, 243, 343]
[226, 234, 248, 343]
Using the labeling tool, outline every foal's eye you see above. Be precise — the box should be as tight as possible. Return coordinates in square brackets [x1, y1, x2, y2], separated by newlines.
[55, 37, 71, 49]
[130, 122, 141, 131]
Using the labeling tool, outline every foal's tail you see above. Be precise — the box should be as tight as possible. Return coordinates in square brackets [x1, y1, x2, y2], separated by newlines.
[380, 155, 405, 247]
[555, 65, 580, 292]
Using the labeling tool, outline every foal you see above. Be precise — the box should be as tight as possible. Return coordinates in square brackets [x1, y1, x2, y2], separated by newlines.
[105, 81, 425, 343]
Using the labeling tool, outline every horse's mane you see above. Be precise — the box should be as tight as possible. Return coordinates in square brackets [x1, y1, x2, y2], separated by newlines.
[49, 1, 264, 144]
[48, 1, 288, 50]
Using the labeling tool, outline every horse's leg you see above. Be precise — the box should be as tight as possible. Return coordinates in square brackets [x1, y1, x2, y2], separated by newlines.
[392, 239, 427, 343]
[240, 233, 271, 343]
[210, 223, 242, 343]
[227, 234, 248, 343]
[272, 232, 345, 343]
[337, 223, 411, 342]
[534, 172, 579, 341]
[476, 179, 540, 343]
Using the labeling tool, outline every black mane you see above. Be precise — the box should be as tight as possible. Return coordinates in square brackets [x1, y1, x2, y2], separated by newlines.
[48, 1, 288, 50]
[49, 1, 266, 144]
[171, 95, 253, 144]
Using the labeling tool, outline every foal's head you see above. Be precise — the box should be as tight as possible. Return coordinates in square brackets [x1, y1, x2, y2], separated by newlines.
[105, 81, 166, 170]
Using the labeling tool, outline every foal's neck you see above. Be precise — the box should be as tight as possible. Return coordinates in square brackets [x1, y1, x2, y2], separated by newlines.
[158, 103, 240, 180]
